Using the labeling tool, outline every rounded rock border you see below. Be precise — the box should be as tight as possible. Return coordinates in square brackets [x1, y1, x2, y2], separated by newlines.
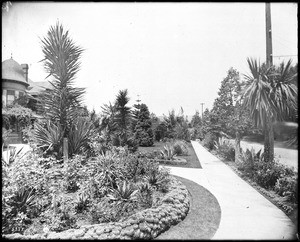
[4, 176, 190, 240]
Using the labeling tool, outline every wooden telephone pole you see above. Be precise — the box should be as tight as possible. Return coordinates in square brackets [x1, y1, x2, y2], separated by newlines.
[265, 3, 273, 67]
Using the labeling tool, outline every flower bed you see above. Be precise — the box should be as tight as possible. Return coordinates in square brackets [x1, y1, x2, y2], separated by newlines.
[4, 176, 190, 240]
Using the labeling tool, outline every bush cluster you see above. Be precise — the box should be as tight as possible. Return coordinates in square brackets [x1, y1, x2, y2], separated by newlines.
[4, 177, 190, 240]
[2, 149, 172, 235]
[236, 148, 298, 204]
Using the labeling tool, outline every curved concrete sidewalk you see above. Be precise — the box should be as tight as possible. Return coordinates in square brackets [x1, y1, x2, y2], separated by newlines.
[164, 141, 297, 240]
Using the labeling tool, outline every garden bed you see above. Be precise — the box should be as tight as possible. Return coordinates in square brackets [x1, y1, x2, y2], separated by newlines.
[138, 141, 202, 169]
[4, 176, 190, 240]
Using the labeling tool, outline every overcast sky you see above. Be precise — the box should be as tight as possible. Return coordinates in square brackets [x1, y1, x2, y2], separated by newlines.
[2, 2, 298, 117]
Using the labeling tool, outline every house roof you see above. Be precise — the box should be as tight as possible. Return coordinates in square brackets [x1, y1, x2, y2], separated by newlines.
[27, 79, 52, 95]
[2, 58, 29, 86]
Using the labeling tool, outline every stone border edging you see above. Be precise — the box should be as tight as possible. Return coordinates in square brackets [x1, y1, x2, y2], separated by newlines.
[4, 176, 190, 240]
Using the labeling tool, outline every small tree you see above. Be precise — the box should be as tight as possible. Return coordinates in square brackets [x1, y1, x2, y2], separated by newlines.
[114, 89, 132, 146]
[133, 103, 154, 146]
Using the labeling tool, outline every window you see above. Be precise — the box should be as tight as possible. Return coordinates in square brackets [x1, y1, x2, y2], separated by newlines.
[6, 90, 15, 105]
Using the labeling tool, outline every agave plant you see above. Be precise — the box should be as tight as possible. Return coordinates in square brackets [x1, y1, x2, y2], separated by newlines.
[6, 187, 37, 216]
[146, 168, 170, 192]
[107, 180, 138, 203]
[160, 144, 177, 160]
[2, 145, 24, 165]
[74, 192, 90, 213]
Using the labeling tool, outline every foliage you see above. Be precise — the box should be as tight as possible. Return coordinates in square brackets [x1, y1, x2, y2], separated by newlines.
[33, 120, 64, 158]
[275, 176, 298, 203]
[2, 105, 33, 130]
[2, 128, 11, 147]
[146, 167, 170, 192]
[237, 147, 298, 199]
[160, 144, 177, 160]
[2, 146, 25, 165]
[213, 137, 235, 161]
[242, 58, 297, 162]
[137, 182, 153, 209]
[74, 192, 90, 213]
[172, 140, 189, 156]
[35, 22, 86, 158]
[133, 103, 154, 147]
[68, 117, 95, 155]
[2, 144, 173, 234]
[203, 132, 218, 150]
[107, 180, 138, 202]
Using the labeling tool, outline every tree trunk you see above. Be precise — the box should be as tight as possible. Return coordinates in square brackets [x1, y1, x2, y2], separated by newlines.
[234, 131, 242, 163]
[263, 119, 274, 162]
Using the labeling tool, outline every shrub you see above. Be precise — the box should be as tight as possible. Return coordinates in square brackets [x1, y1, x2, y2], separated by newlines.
[214, 137, 235, 161]
[172, 140, 189, 156]
[146, 167, 170, 193]
[275, 176, 298, 203]
[137, 182, 153, 209]
[160, 144, 177, 160]
[203, 132, 217, 150]
[68, 117, 95, 156]
[74, 192, 90, 213]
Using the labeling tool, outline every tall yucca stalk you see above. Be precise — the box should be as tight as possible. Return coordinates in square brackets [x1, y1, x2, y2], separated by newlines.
[242, 58, 297, 162]
[39, 22, 85, 136]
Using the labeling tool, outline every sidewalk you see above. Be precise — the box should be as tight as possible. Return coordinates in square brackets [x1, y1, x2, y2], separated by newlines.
[165, 141, 297, 240]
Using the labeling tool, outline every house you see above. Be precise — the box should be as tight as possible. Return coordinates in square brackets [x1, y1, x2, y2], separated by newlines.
[2, 57, 51, 143]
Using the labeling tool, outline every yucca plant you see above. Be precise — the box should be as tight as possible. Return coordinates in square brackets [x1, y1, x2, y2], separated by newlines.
[36, 22, 85, 158]
[33, 121, 64, 157]
[68, 117, 94, 155]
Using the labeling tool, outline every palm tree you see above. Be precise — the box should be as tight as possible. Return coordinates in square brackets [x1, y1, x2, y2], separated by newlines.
[242, 58, 297, 162]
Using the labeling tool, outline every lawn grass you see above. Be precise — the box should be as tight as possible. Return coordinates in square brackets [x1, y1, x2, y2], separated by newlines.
[138, 141, 202, 169]
[155, 175, 221, 240]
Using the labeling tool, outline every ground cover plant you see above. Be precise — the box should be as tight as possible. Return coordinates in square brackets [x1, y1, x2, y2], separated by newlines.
[138, 140, 201, 168]
[2, 148, 172, 235]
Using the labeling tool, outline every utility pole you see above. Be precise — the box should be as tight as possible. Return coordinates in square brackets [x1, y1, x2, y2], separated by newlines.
[136, 94, 141, 109]
[265, 2, 273, 67]
[200, 103, 204, 119]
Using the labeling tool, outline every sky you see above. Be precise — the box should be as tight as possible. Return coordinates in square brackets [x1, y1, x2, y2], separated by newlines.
[2, 2, 298, 117]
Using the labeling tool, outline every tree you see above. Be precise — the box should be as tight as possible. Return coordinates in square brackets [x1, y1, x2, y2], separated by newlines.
[133, 103, 154, 146]
[34, 22, 86, 158]
[242, 58, 297, 162]
[189, 110, 201, 140]
[114, 89, 132, 146]
[190, 110, 202, 128]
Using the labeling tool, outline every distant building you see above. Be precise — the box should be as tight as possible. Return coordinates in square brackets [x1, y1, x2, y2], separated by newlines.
[2, 57, 51, 143]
